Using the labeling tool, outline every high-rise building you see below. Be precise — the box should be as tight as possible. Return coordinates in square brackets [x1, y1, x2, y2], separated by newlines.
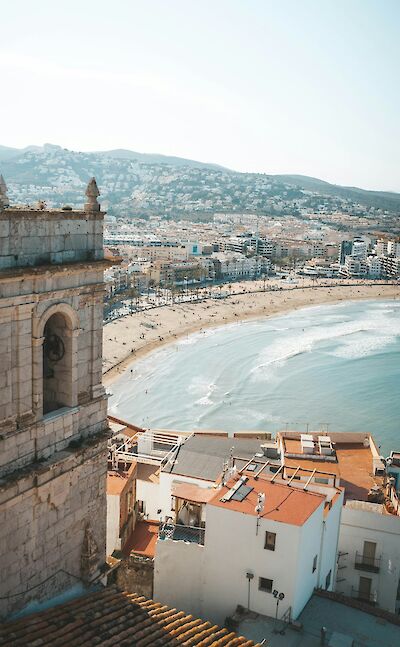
[338, 240, 353, 265]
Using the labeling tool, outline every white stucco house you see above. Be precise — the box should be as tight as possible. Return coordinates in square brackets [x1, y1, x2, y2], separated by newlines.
[154, 468, 343, 625]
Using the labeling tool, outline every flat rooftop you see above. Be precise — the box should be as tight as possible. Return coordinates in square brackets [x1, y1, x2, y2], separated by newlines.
[280, 432, 383, 502]
[123, 520, 159, 558]
[209, 475, 326, 526]
[162, 435, 269, 482]
[236, 593, 400, 647]
[106, 463, 136, 496]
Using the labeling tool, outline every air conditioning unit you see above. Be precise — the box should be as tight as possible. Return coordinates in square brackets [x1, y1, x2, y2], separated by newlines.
[261, 441, 279, 459]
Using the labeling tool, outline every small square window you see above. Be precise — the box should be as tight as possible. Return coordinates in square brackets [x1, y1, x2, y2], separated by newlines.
[265, 531, 276, 551]
[259, 577, 273, 593]
[312, 555, 318, 573]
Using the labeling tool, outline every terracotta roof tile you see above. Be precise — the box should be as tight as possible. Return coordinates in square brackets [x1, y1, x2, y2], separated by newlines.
[0, 588, 260, 647]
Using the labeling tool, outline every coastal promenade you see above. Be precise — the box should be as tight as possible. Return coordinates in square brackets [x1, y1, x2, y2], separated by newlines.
[102, 279, 399, 384]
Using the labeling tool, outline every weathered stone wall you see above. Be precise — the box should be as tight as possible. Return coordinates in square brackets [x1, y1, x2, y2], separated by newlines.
[0, 209, 104, 270]
[0, 437, 108, 619]
[116, 555, 154, 600]
[0, 197, 113, 619]
[0, 266, 105, 434]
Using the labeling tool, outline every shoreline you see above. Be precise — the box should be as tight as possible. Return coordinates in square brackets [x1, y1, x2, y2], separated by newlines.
[102, 281, 400, 387]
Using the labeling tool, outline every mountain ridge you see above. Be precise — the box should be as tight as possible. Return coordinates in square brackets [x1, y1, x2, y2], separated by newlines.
[1, 144, 399, 215]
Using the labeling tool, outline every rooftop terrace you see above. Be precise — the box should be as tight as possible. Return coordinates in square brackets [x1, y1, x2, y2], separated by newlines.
[279, 432, 385, 503]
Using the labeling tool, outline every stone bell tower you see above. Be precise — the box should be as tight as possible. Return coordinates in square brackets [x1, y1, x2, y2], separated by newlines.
[0, 177, 112, 618]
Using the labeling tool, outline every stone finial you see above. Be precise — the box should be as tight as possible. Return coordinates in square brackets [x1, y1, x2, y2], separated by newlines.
[0, 174, 9, 210]
[84, 177, 100, 212]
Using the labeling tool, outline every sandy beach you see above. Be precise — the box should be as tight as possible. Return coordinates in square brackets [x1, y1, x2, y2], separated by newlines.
[102, 279, 400, 386]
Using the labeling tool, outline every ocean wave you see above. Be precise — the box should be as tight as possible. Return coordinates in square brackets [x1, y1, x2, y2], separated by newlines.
[331, 335, 395, 359]
[251, 311, 400, 380]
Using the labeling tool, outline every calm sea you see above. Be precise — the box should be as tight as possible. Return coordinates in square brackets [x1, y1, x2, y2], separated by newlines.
[109, 299, 400, 454]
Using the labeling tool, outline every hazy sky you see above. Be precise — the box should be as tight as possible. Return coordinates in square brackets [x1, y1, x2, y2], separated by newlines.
[2, 0, 399, 191]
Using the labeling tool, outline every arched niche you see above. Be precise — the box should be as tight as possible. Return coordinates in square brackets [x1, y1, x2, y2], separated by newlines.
[33, 303, 80, 417]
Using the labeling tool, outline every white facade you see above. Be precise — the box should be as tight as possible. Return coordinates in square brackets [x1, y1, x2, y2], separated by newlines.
[387, 240, 400, 258]
[106, 493, 121, 555]
[337, 501, 400, 613]
[213, 252, 261, 279]
[154, 482, 343, 625]
[136, 468, 214, 522]
[367, 256, 382, 278]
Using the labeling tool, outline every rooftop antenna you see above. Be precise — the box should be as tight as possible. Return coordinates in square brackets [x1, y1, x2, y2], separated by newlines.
[229, 446, 234, 470]
[255, 492, 265, 535]
[221, 459, 229, 487]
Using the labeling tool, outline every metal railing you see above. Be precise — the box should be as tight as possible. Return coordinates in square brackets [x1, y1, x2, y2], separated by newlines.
[354, 552, 381, 573]
[159, 522, 205, 545]
[351, 587, 377, 606]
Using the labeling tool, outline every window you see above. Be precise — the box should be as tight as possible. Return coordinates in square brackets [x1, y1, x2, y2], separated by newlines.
[312, 555, 318, 573]
[264, 531, 276, 551]
[259, 577, 273, 593]
[325, 569, 331, 590]
[315, 477, 329, 484]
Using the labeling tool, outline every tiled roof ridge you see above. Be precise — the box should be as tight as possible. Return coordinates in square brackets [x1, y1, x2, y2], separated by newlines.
[0, 586, 260, 646]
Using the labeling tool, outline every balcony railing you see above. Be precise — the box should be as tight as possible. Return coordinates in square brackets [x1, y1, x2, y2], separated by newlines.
[354, 552, 381, 573]
[351, 587, 377, 606]
[159, 522, 205, 545]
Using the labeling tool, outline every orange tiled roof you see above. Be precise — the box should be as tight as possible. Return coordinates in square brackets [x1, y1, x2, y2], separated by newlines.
[0, 587, 259, 647]
[209, 475, 325, 526]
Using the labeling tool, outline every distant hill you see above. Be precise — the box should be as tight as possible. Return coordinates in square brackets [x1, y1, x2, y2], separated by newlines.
[0, 144, 228, 171]
[274, 174, 400, 211]
[1, 144, 399, 216]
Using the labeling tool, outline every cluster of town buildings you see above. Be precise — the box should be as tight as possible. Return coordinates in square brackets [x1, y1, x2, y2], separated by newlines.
[103, 217, 400, 301]
[107, 419, 400, 625]
[1, 175, 399, 645]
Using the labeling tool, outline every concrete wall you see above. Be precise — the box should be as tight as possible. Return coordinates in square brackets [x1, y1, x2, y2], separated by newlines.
[106, 494, 120, 556]
[337, 503, 400, 613]
[318, 492, 344, 592]
[154, 539, 205, 618]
